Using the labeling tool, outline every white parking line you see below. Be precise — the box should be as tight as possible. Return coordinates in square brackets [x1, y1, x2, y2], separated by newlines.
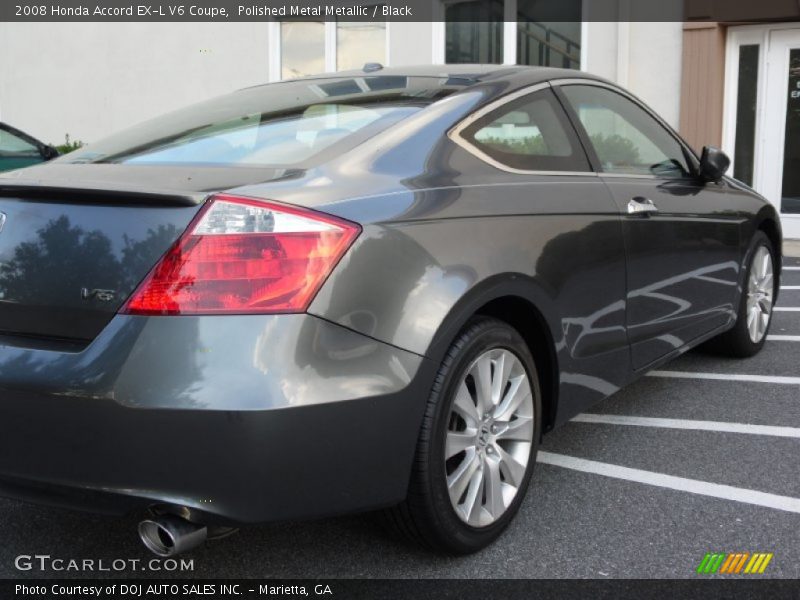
[782, 286, 800, 290]
[768, 335, 800, 341]
[647, 370, 800, 385]
[775, 307, 800, 312]
[784, 266, 800, 271]
[572, 413, 800, 439]
[538, 452, 800, 514]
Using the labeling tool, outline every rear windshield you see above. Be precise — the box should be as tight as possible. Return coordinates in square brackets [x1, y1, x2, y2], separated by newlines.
[63, 75, 464, 168]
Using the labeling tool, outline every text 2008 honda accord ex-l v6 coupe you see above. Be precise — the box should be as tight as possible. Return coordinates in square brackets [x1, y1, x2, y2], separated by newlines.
[0, 66, 781, 557]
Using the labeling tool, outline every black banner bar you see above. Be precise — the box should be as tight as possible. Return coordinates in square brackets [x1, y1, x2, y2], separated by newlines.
[3, 0, 800, 22]
[4, 579, 800, 600]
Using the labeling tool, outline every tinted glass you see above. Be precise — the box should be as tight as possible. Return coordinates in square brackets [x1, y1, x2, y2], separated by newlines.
[445, 0, 503, 64]
[733, 45, 759, 187]
[562, 85, 691, 178]
[281, 22, 325, 79]
[62, 77, 465, 168]
[781, 48, 800, 214]
[0, 129, 38, 155]
[462, 89, 590, 172]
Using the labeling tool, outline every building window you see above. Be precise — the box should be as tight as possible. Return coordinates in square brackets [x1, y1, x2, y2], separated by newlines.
[444, 1, 504, 64]
[281, 21, 325, 79]
[517, 22, 581, 69]
[275, 19, 388, 81]
[440, 0, 581, 68]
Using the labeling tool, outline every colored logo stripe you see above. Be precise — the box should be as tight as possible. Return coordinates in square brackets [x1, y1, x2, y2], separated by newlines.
[697, 552, 773, 574]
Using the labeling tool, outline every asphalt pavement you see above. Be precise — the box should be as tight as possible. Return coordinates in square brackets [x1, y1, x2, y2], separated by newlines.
[2, 258, 799, 580]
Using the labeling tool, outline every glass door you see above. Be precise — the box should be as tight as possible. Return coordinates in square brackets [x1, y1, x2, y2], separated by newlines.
[763, 29, 800, 239]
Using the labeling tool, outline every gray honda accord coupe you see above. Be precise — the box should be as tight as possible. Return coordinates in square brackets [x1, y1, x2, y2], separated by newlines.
[0, 65, 782, 556]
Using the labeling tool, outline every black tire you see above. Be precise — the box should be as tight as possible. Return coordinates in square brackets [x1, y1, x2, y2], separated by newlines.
[388, 316, 542, 554]
[705, 231, 776, 358]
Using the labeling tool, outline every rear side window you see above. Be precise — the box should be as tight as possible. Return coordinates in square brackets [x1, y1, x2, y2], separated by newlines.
[0, 128, 39, 156]
[459, 88, 590, 172]
[560, 84, 692, 178]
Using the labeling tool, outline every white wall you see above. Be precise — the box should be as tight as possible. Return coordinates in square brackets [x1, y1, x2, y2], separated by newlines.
[0, 22, 270, 145]
[388, 22, 434, 66]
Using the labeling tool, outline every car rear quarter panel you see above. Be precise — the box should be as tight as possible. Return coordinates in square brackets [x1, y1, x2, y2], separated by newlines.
[308, 169, 630, 426]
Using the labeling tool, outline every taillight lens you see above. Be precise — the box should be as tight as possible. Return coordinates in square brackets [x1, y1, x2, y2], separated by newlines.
[121, 194, 360, 315]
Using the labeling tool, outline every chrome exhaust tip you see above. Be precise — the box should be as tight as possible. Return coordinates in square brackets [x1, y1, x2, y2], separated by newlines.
[138, 515, 207, 557]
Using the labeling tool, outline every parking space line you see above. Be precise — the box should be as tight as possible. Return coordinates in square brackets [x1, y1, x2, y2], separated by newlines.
[775, 307, 800, 311]
[782, 286, 800, 290]
[572, 413, 800, 438]
[784, 267, 800, 271]
[538, 451, 800, 514]
[768, 335, 800, 341]
[647, 370, 800, 385]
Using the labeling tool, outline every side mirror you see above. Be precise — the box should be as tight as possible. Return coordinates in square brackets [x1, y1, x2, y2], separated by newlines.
[698, 146, 730, 182]
[39, 145, 59, 161]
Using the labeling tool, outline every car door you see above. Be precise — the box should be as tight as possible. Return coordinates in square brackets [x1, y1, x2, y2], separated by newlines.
[0, 124, 48, 172]
[448, 85, 630, 417]
[556, 82, 743, 370]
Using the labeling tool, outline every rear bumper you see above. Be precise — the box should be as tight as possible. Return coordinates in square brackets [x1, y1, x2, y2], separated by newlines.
[0, 314, 429, 523]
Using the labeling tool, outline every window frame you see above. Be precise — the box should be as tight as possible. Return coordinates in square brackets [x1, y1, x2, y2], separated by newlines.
[449, 82, 594, 175]
[269, 18, 391, 82]
[0, 123, 45, 157]
[552, 79, 701, 180]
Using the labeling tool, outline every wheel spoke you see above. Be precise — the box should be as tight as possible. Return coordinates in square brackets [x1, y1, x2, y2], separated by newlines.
[491, 351, 515, 406]
[470, 355, 494, 416]
[748, 308, 759, 340]
[452, 381, 479, 426]
[759, 312, 770, 338]
[496, 445, 527, 487]
[483, 457, 506, 519]
[447, 449, 480, 504]
[494, 375, 530, 422]
[445, 429, 477, 459]
[463, 467, 485, 525]
[496, 416, 534, 442]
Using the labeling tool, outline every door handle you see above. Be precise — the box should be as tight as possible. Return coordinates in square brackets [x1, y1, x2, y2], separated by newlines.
[627, 196, 659, 215]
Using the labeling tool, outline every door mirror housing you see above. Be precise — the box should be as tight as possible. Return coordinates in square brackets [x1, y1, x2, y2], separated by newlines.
[698, 146, 730, 182]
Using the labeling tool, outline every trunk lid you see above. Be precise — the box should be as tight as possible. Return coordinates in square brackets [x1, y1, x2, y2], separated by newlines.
[0, 164, 297, 344]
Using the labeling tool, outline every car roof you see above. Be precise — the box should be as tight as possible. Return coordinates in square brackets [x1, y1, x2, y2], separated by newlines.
[241, 64, 606, 93]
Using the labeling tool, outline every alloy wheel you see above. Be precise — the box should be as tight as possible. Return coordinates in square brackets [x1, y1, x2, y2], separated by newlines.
[746, 245, 774, 343]
[444, 348, 534, 527]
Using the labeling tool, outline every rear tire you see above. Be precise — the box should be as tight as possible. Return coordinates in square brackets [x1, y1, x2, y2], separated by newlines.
[706, 231, 776, 358]
[388, 317, 541, 554]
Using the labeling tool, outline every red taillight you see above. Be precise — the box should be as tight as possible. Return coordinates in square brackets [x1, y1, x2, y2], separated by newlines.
[121, 194, 360, 315]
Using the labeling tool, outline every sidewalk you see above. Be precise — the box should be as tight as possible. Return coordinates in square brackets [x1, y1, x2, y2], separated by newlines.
[785, 239, 800, 258]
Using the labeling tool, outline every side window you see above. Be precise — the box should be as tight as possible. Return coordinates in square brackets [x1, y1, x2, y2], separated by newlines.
[460, 88, 590, 172]
[0, 128, 39, 156]
[560, 85, 692, 178]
